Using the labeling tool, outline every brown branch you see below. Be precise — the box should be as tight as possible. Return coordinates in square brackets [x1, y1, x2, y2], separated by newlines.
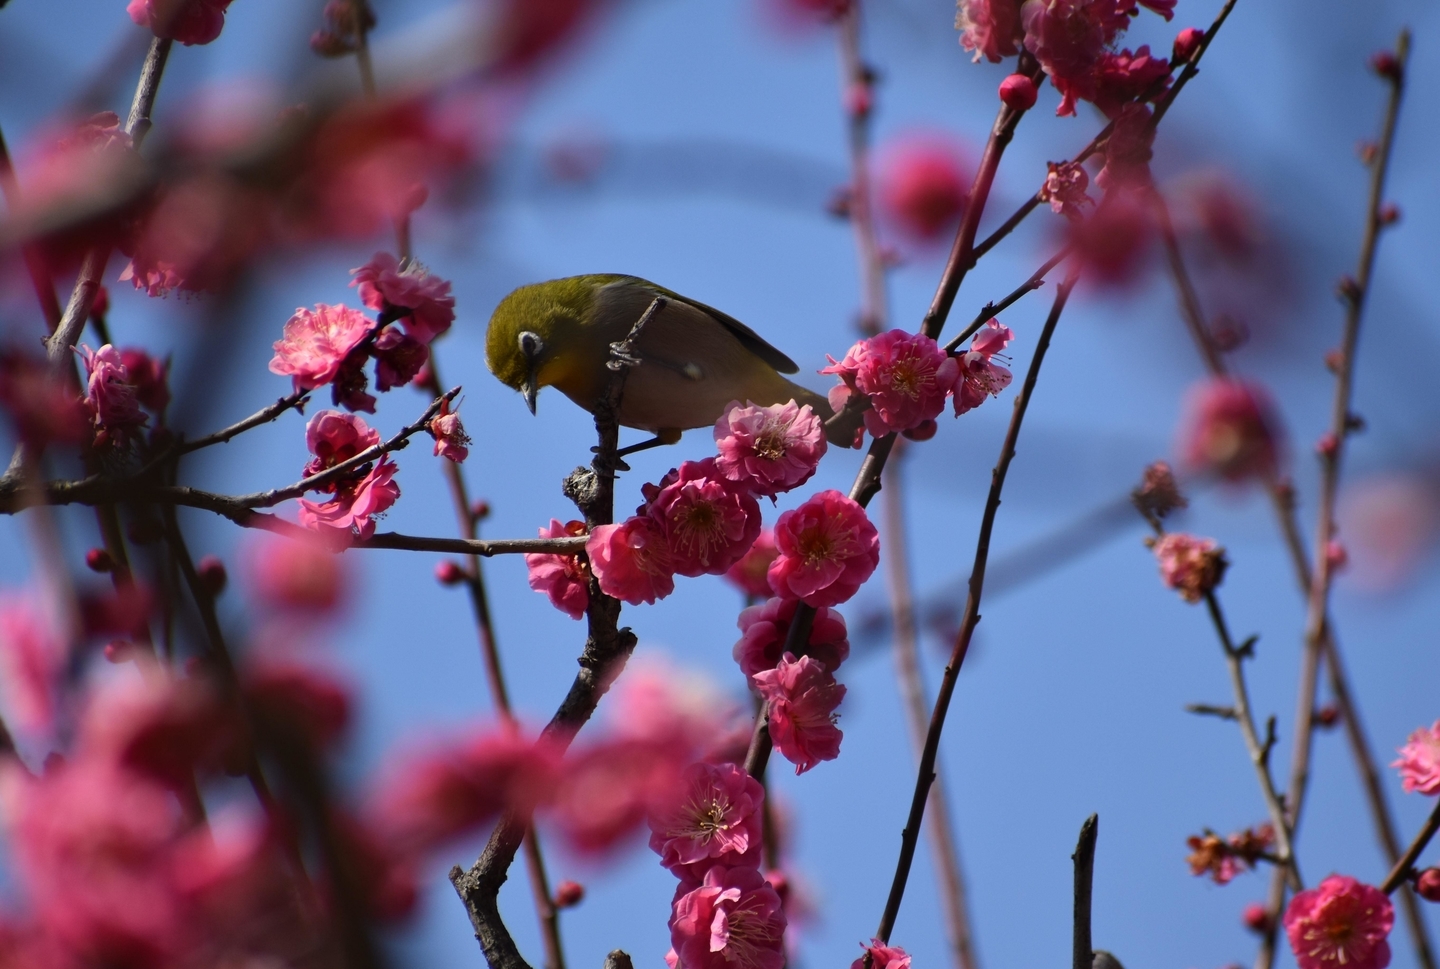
[1072, 814, 1098, 969]
[1382, 798, 1440, 895]
[942, 248, 1069, 355]
[178, 390, 312, 454]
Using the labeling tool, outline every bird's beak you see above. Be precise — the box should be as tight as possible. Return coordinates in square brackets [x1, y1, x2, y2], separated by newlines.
[522, 367, 539, 415]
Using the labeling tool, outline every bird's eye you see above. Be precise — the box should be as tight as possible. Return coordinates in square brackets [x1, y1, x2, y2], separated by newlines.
[518, 331, 544, 359]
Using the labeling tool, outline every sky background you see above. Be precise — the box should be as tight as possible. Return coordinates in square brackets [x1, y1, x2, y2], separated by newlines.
[2, 2, 1440, 969]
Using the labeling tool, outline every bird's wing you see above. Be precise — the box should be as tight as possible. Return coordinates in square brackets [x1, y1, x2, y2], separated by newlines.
[619, 276, 801, 375]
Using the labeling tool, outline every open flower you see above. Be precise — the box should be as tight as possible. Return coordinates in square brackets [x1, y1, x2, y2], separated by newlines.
[79, 344, 148, 447]
[428, 399, 471, 463]
[952, 321, 1013, 415]
[1179, 378, 1283, 483]
[754, 653, 846, 775]
[669, 865, 787, 969]
[525, 520, 590, 620]
[1393, 721, 1440, 795]
[1283, 875, 1393, 969]
[645, 460, 762, 578]
[350, 252, 456, 344]
[713, 401, 827, 498]
[823, 331, 958, 438]
[587, 515, 676, 605]
[734, 597, 849, 687]
[647, 762, 764, 879]
[269, 304, 373, 394]
[128, 0, 235, 46]
[853, 941, 912, 969]
[295, 411, 399, 540]
[767, 491, 879, 608]
[956, 0, 1024, 63]
[1151, 532, 1226, 603]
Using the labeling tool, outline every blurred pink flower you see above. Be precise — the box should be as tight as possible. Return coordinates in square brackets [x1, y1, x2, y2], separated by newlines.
[525, 519, 591, 619]
[725, 529, 779, 600]
[767, 490, 879, 608]
[351, 252, 456, 345]
[1097, 104, 1157, 189]
[1393, 721, 1440, 795]
[77, 674, 236, 790]
[117, 348, 170, 413]
[956, 0, 1024, 63]
[734, 597, 849, 687]
[648, 763, 765, 878]
[823, 330, 958, 438]
[1338, 473, 1440, 592]
[1179, 378, 1283, 483]
[127, 0, 235, 46]
[877, 137, 969, 241]
[118, 257, 186, 298]
[245, 534, 349, 613]
[0, 597, 63, 735]
[645, 460, 763, 577]
[428, 399, 471, 463]
[669, 865, 787, 969]
[79, 344, 148, 447]
[552, 736, 688, 854]
[1152, 532, 1227, 604]
[755, 653, 846, 774]
[713, 400, 827, 498]
[269, 304, 373, 394]
[587, 515, 676, 605]
[853, 940, 912, 969]
[243, 658, 353, 749]
[0, 351, 88, 449]
[1283, 875, 1393, 969]
[953, 321, 1014, 415]
[1068, 188, 1154, 284]
[1092, 47, 1170, 118]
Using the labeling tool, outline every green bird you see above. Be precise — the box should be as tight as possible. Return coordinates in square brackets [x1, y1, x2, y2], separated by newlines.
[486, 275, 839, 451]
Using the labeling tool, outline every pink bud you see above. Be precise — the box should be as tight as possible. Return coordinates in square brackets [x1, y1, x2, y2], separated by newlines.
[1416, 868, 1440, 902]
[471, 499, 492, 521]
[1242, 902, 1271, 933]
[85, 548, 114, 573]
[844, 82, 872, 117]
[435, 561, 466, 586]
[998, 74, 1037, 111]
[197, 555, 228, 597]
[554, 880, 585, 908]
[1379, 203, 1401, 225]
[1172, 27, 1204, 64]
[1316, 432, 1339, 458]
[90, 286, 110, 318]
[1326, 540, 1348, 571]
[1314, 704, 1341, 729]
[902, 418, 938, 441]
[1369, 50, 1402, 81]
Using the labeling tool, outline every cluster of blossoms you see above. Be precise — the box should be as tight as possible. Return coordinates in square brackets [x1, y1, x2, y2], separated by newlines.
[1149, 532, 1226, 603]
[75, 344, 170, 450]
[269, 252, 457, 413]
[128, 0, 236, 46]
[1184, 823, 1273, 884]
[823, 324, 1014, 445]
[294, 410, 400, 540]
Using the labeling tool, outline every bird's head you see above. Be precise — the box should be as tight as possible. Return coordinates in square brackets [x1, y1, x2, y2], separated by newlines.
[485, 276, 605, 414]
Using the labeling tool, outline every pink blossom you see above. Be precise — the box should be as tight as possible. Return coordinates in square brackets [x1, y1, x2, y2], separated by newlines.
[587, 515, 676, 605]
[268, 303, 373, 393]
[645, 460, 763, 577]
[243, 659, 352, 749]
[767, 490, 879, 608]
[525, 520, 591, 619]
[0, 351, 88, 449]
[0, 597, 63, 735]
[552, 733, 695, 854]
[714, 400, 827, 498]
[1393, 721, 1440, 795]
[1179, 378, 1283, 482]
[372, 326, 429, 391]
[853, 940, 912, 969]
[1283, 875, 1393, 969]
[429, 399, 471, 463]
[823, 331, 959, 438]
[1042, 161, 1092, 218]
[953, 321, 1014, 415]
[79, 344, 148, 446]
[1153, 533, 1227, 603]
[607, 659, 730, 754]
[119, 257, 188, 298]
[1021, 0, 1110, 116]
[297, 456, 399, 540]
[117, 348, 170, 413]
[1068, 188, 1154, 284]
[1097, 103, 1156, 189]
[245, 533, 349, 613]
[351, 252, 457, 344]
[648, 762, 764, 877]
[77, 674, 236, 789]
[956, 0, 1024, 63]
[302, 409, 378, 476]
[725, 530, 779, 599]
[877, 137, 969, 241]
[127, 0, 235, 45]
[669, 865, 787, 969]
[1092, 47, 1171, 118]
[734, 597, 850, 686]
[754, 653, 846, 774]
[1140, 0, 1175, 19]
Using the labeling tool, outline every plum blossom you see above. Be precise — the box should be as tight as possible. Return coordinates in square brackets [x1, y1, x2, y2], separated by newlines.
[853, 940, 912, 969]
[1133, 460, 1188, 521]
[877, 136, 969, 241]
[76, 674, 238, 790]
[79, 344, 148, 447]
[956, 0, 1024, 64]
[1093, 47, 1171, 118]
[1283, 875, 1393, 969]
[295, 410, 400, 540]
[1179, 378, 1283, 483]
[669, 865, 787, 969]
[1393, 721, 1440, 795]
[1042, 161, 1093, 218]
[587, 515, 676, 605]
[754, 653, 846, 774]
[351, 252, 456, 344]
[0, 351, 88, 449]
[117, 348, 170, 413]
[1152, 532, 1227, 603]
[725, 529, 779, 600]
[243, 659, 352, 750]
[734, 597, 849, 687]
[0, 598, 64, 735]
[1097, 104, 1157, 189]
[952, 321, 1014, 415]
[429, 399, 471, 462]
[245, 533, 349, 613]
[1185, 824, 1274, 884]
[823, 331, 959, 438]
[645, 460, 763, 578]
[269, 303, 373, 393]
[525, 520, 590, 619]
[1069, 188, 1154, 284]
[648, 762, 764, 877]
[713, 400, 827, 498]
[372, 326, 429, 391]
[128, 0, 235, 46]
[552, 736, 691, 854]
[767, 490, 880, 608]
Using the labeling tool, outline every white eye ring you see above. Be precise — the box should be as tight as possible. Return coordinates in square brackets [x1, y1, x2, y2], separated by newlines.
[519, 331, 544, 358]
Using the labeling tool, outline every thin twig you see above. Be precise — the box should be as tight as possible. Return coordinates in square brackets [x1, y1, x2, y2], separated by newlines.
[178, 390, 312, 454]
[942, 248, 1069, 355]
[1382, 798, 1440, 895]
[1072, 815, 1098, 969]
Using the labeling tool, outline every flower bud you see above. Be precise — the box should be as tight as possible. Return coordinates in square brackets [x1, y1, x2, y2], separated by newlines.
[902, 419, 938, 442]
[435, 561, 467, 586]
[1336, 275, 1362, 303]
[1369, 50, 1402, 82]
[1324, 348, 1343, 373]
[90, 286, 110, 319]
[1314, 704, 1341, 729]
[554, 880, 585, 908]
[1326, 540, 1348, 571]
[999, 74, 1038, 111]
[85, 548, 114, 573]
[471, 499, 492, 521]
[1379, 203, 1401, 226]
[197, 555, 228, 597]
[1416, 868, 1440, 902]
[1316, 432, 1339, 458]
[1242, 902, 1272, 934]
[845, 81, 873, 118]
[1172, 27, 1204, 64]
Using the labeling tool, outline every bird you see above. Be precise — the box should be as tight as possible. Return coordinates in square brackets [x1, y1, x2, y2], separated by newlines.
[485, 275, 840, 453]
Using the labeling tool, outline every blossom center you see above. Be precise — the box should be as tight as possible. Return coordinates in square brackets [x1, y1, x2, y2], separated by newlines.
[754, 427, 788, 461]
[717, 898, 780, 969]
